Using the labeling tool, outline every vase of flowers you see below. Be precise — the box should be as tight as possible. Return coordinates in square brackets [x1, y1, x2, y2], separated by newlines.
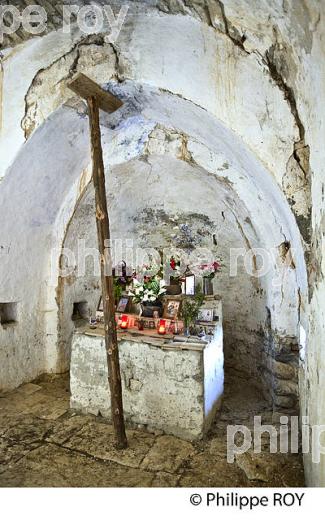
[180, 293, 204, 336]
[165, 254, 183, 295]
[129, 276, 166, 317]
[203, 277, 213, 296]
[113, 262, 136, 305]
[192, 261, 221, 296]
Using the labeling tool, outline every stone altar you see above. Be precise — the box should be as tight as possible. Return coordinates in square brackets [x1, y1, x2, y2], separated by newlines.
[70, 300, 224, 441]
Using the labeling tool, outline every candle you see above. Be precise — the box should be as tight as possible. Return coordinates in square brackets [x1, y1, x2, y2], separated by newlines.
[120, 315, 128, 329]
[158, 319, 166, 335]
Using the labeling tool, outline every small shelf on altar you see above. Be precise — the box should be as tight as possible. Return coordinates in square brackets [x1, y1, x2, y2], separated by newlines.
[196, 319, 219, 325]
[75, 323, 217, 351]
[119, 328, 174, 340]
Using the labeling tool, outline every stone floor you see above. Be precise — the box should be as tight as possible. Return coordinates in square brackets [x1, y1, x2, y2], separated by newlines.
[0, 373, 304, 487]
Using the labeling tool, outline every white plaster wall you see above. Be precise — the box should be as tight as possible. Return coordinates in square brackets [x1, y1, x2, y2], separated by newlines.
[203, 309, 224, 423]
[118, 11, 297, 185]
[0, 107, 90, 390]
[0, 5, 299, 191]
[0, 30, 82, 178]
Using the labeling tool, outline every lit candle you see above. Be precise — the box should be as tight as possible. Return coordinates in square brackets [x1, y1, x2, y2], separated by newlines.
[120, 315, 128, 329]
[158, 319, 166, 335]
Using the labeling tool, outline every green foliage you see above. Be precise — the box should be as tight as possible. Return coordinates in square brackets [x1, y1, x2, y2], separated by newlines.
[113, 279, 124, 302]
[128, 277, 166, 304]
[180, 292, 205, 328]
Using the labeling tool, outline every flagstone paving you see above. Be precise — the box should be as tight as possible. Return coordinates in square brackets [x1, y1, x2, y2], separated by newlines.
[0, 373, 304, 487]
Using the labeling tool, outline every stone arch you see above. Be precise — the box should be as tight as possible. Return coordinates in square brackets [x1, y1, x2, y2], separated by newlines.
[0, 81, 308, 404]
[1, 7, 311, 245]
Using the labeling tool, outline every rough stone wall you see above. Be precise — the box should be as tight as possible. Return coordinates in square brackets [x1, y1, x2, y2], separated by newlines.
[21, 35, 117, 140]
[263, 331, 300, 412]
[71, 333, 207, 440]
[297, 0, 325, 487]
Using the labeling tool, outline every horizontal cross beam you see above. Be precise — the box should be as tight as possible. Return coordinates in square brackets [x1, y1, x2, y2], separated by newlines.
[68, 73, 123, 113]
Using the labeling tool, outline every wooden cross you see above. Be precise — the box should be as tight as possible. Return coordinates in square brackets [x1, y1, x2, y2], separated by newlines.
[68, 73, 127, 449]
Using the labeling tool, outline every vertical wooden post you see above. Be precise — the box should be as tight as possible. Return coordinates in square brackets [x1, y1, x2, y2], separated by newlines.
[87, 95, 127, 449]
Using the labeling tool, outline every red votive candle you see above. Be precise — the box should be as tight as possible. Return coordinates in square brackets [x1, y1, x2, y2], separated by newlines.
[158, 319, 166, 335]
[120, 315, 128, 329]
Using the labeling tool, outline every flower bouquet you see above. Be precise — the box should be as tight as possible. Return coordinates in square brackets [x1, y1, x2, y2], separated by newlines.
[164, 253, 186, 295]
[191, 260, 222, 296]
[113, 262, 136, 303]
[129, 269, 166, 317]
[196, 261, 221, 280]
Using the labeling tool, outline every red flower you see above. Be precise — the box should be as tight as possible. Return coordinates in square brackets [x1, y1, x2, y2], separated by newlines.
[170, 257, 177, 270]
[213, 261, 221, 271]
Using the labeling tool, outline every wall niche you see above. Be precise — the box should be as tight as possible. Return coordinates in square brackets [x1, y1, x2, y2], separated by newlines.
[0, 302, 18, 326]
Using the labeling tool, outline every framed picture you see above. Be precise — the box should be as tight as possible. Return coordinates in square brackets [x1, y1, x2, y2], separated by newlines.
[198, 308, 214, 322]
[163, 299, 181, 320]
[116, 296, 130, 313]
[185, 274, 195, 295]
